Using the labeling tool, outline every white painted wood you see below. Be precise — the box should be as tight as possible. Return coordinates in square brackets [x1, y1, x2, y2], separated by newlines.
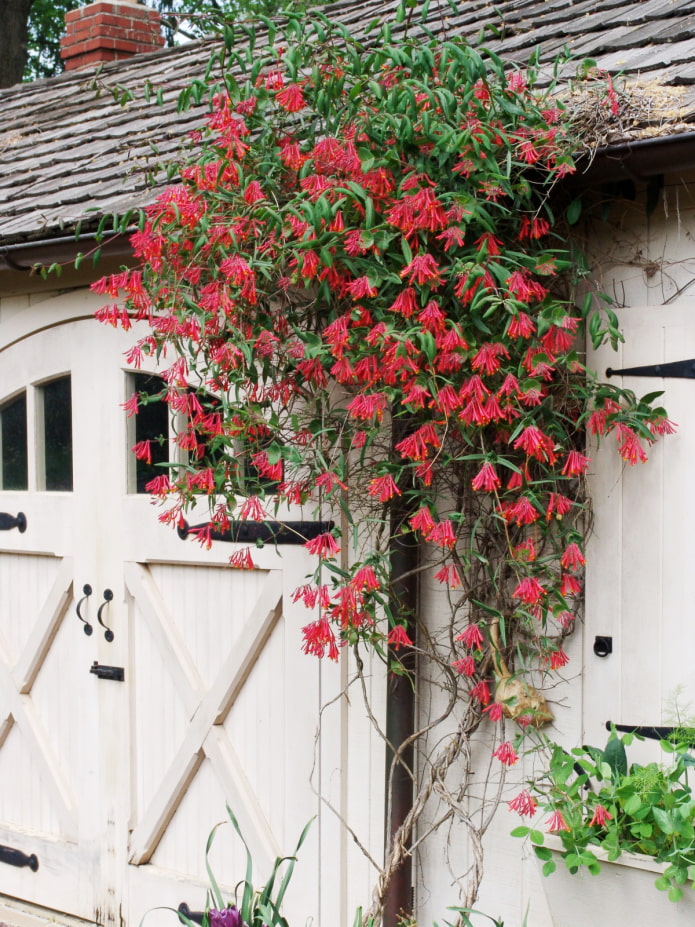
[586, 304, 695, 754]
[0, 320, 102, 922]
[0, 294, 385, 927]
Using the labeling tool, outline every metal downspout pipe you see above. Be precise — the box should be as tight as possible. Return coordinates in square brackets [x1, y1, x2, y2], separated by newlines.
[382, 440, 419, 927]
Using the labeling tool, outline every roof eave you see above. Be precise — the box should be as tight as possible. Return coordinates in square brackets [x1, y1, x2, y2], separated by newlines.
[575, 130, 695, 184]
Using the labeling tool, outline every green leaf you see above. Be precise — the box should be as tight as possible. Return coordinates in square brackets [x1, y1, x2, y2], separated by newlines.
[669, 886, 683, 903]
[566, 197, 582, 225]
[542, 860, 557, 877]
[530, 830, 544, 846]
[653, 807, 674, 834]
[624, 794, 642, 815]
[603, 736, 628, 777]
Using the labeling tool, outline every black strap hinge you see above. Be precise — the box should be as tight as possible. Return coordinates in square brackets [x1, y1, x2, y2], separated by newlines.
[177, 519, 334, 545]
[606, 721, 695, 746]
[606, 358, 695, 379]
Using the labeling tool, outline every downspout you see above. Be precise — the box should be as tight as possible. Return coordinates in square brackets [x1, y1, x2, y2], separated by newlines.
[382, 419, 419, 927]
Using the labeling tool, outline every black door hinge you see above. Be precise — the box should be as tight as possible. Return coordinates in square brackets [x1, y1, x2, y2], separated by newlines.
[607, 358, 695, 379]
[177, 519, 334, 545]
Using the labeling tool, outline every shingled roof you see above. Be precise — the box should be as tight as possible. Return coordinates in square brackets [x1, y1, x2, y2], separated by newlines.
[3, 0, 695, 250]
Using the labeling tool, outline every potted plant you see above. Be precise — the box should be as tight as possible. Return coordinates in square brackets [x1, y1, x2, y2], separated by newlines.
[511, 731, 695, 922]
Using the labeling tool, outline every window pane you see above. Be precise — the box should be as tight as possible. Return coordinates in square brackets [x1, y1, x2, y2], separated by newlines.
[1, 393, 27, 490]
[133, 374, 169, 494]
[43, 377, 73, 491]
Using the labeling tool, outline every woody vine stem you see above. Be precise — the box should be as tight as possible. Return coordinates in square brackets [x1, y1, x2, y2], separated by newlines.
[94, 7, 673, 923]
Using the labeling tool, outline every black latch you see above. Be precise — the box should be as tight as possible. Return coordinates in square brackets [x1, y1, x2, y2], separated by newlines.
[177, 518, 334, 545]
[593, 636, 612, 657]
[178, 903, 204, 925]
[0, 512, 26, 532]
[0, 845, 38, 871]
[90, 662, 124, 681]
[607, 358, 695, 379]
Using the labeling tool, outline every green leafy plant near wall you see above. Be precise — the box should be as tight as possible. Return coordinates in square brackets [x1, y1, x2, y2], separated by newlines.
[93, 1, 675, 917]
[513, 732, 695, 902]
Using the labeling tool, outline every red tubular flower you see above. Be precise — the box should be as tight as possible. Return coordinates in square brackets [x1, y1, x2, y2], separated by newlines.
[347, 276, 378, 299]
[456, 623, 484, 650]
[243, 181, 264, 204]
[505, 496, 540, 526]
[400, 253, 444, 286]
[560, 542, 585, 571]
[513, 425, 557, 464]
[275, 83, 306, 112]
[471, 342, 509, 375]
[546, 809, 570, 833]
[472, 461, 501, 492]
[483, 702, 504, 721]
[229, 547, 257, 570]
[562, 450, 591, 476]
[452, 656, 476, 676]
[238, 495, 266, 521]
[546, 492, 573, 520]
[518, 216, 550, 239]
[426, 519, 457, 549]
[368, 474, 401, 502]
[493, 741, 519, 765]
[304, 532, 341, 559]
[588, 804, 613, 827]
[352, 565, 380, 592]
[434, 564, 462, 588]
[507, 312, 536, 339]
[512, 576, 547, 605]
[388, 624, 412, 649]
[302, 618, 339, 660]
[409, 506, 436, 535]
[132, 440, 152, 464]
[346, 392, 388, 422]
[560, 574, 581, 597]
[389, 287, 418, 317]
[546, 647, 570, 670]
[470, 680, 491, 705]
[508, 789, 538, 818]
[616, 427, 648, 465]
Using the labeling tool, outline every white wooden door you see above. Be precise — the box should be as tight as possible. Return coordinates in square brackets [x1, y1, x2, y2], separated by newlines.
[0, 296, 372, 927]
[0, 304, 106, 922]
[585, 304, 695, 752]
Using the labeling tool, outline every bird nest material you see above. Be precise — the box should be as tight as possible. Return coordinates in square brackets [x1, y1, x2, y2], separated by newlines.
[564, 76, 692, 151]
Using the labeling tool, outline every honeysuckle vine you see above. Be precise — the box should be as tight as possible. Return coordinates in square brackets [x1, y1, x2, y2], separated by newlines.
[93, 8, 673, 919]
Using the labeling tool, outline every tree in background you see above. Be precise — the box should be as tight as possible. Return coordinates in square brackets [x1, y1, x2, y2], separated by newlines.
[1, 0, 289, 88]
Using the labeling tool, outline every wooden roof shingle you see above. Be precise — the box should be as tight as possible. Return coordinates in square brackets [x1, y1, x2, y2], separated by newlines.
[3, 0, 695, 246]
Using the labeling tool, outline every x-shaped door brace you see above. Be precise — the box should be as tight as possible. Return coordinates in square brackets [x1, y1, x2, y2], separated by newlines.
[124, 561, 284, 869]
[0, 557, 77, 837]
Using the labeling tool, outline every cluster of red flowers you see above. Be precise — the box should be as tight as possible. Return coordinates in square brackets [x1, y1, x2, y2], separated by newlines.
[95, 19, 671, 735]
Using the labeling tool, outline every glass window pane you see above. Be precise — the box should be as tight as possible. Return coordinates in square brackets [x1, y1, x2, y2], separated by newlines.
[133, 374, 169, 494]
[43, 377, 73, 491]
[1, 393, 27, 490]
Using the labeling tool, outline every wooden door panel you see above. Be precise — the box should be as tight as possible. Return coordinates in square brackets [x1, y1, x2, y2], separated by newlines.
[126, 562, 284, 865]
[0, 552, 99, 919]
[585, 304, 695, 755]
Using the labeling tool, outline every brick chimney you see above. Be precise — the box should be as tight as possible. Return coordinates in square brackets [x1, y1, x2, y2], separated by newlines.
[60, 0, 165, 72]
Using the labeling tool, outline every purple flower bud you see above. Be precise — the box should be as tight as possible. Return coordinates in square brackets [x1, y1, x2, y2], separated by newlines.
[208, 907, 244, 927]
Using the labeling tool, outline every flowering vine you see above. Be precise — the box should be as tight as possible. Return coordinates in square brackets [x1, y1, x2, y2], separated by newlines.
[94, 8, 672, 917]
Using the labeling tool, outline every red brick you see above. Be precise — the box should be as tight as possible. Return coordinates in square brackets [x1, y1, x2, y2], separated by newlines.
[61, 0, 165, 68]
